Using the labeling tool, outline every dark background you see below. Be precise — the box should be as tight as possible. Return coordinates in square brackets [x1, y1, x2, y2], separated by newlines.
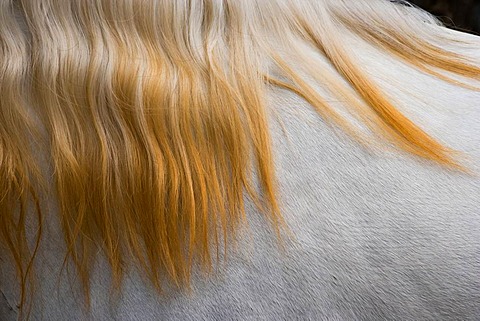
[409, 0, 480, 34]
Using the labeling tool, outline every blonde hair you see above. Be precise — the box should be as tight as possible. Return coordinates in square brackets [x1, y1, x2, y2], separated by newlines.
[1, 0, 479, 318]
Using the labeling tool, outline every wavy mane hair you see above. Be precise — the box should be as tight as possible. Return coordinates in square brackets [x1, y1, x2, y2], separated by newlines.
[1, 0, 479, 318]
